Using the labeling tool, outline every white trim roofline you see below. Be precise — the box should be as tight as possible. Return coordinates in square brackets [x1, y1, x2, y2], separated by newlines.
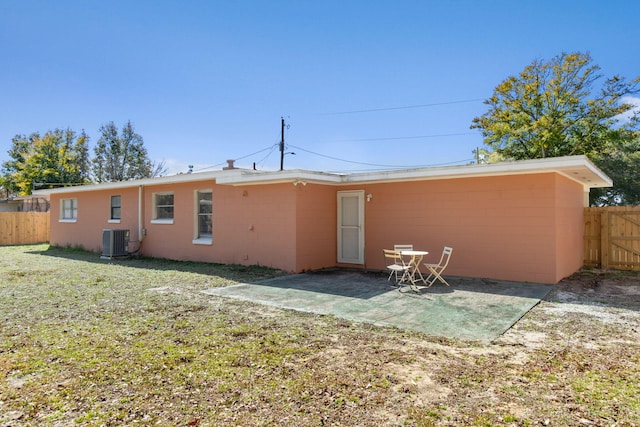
[33, 155, 611, 196]
[217, 155, 611, 190]
[346, 155, 612, 189]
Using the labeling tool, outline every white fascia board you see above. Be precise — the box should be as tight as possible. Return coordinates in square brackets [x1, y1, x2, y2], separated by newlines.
[344, 155, 612, 189]
[33, 170, 225, 196]
[33, 155, 612, 196]
[214, 169, 344, 186]
[215, 156, 611, 189]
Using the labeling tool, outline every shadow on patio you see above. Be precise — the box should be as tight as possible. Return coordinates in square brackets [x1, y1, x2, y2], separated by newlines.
[203, 269, 552, 344]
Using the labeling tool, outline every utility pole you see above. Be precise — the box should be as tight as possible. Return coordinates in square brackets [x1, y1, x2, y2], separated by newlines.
[279, 117, 285, 171]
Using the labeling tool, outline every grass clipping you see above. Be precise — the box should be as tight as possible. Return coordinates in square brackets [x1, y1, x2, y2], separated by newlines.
[1, 245, 640, 426]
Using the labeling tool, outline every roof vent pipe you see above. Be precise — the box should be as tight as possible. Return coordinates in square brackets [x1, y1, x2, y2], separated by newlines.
[223, 159, 236, 170]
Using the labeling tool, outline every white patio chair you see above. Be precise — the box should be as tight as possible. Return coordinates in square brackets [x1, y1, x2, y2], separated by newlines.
[393, 244, 413, 252]
[383, 249, 411, 285]
[423, 246, 453, 287]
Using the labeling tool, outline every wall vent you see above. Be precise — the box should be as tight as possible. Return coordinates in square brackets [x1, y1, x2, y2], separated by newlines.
[102, 229, 130, 258]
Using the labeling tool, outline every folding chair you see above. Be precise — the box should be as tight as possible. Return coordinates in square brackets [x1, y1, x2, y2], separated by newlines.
[383, 249, 411, 285]
[423, 246, 453, 287]
[394, 245, 415, 280]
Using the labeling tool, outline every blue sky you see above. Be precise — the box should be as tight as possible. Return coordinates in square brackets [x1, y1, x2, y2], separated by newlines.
[1, 0, 639, 175]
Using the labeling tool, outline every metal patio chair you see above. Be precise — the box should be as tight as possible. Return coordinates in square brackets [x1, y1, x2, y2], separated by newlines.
[423, 246, 453, 287]
[383, 249, 411, 285]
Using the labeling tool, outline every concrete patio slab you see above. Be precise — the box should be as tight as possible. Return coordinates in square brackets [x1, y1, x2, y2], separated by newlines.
[202, 270, 552, 343]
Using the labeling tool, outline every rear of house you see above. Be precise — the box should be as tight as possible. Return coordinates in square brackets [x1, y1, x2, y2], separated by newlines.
[38, 155, 611, 284]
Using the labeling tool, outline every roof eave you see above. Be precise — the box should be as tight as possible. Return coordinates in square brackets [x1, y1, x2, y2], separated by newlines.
[214, 169, 344, 186]
[344, 155, 612, 189]
[33, 170, 227, 195]
[33, 155, 612, 195]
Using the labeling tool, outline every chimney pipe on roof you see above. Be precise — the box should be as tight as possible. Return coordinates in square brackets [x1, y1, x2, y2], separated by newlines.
[223, 159, 236, 170]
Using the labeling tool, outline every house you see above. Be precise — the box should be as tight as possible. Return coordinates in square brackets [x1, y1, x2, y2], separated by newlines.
[0, 199, 20, 212]
[34, 155, 611, 284]
[0, 196, 50, 212]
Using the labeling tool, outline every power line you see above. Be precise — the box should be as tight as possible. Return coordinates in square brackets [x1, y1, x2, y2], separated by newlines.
[190, 123, 478, 172]
[324, 159, 477, 173]
[336, 132, 477, 142]
[289, 144, 402, 167]
[288, 144, 473, 170]
[321, 98, 484, 115]
[256, 144, 279, 168]
[235, 145, 278, 162]
[193, 145, 276, 172]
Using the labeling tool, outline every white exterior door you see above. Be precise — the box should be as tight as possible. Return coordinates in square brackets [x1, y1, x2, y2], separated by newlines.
[337, 190, 365, 264]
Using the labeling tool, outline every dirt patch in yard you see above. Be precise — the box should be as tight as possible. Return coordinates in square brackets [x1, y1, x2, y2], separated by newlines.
[1, 246, 639, 426]
[500, 269, 640, 349]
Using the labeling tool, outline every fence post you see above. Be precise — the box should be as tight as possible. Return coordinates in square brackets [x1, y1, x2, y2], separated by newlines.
[600, 211, 609, 269]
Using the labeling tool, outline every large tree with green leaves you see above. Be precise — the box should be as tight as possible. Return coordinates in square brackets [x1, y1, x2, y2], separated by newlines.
[590, 136, 640, 205]
[1, 129, 90, 195]
[92, 121, 166, 182]
[471, 52, 640, 205]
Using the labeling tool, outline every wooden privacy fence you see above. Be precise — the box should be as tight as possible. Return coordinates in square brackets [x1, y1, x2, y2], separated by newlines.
[0, 212, 50, 245]
[585, 206, 640, 270]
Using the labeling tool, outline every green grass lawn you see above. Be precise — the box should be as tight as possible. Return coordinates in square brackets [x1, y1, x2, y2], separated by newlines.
[1, 244, 639, 426]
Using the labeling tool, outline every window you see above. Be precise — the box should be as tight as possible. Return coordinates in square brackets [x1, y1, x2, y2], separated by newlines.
[110, 195, 121, 222]
[152, 192, 174, 224]
[193, 190, 212, 244]
[60, 198, 77, 222]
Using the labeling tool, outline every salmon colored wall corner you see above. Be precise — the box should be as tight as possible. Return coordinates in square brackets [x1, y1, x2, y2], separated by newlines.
[553, 175, 586, 282]
[295, 184, 337, 271]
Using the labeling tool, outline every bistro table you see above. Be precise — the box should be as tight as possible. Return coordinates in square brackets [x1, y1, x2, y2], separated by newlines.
[400, 250, 429, 290]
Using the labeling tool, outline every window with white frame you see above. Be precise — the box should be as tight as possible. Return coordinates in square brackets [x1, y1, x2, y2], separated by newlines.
[193, 190, 212, 243]
[152, 192, 174, 223]
[60, 198, 77, 222]
[110, 195, 121, 221]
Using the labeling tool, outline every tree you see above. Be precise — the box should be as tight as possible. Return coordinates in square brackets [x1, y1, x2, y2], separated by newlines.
[590, 136, 640, 205]
[471, 147, 505, 164]
[1, 129, 90, 195]
[471, 52, 640, 204]
[0, 134, 31, 195]
[92, 121, 166, 182]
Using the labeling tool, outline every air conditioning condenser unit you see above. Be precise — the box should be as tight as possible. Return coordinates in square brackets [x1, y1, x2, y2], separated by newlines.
[102, 229, 130, 258]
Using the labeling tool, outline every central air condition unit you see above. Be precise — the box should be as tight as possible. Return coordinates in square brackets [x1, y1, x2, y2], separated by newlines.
[102, 229, 130, 258]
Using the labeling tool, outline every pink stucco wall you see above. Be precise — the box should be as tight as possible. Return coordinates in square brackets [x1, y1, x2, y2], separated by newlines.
[294, 184, 337, 272]
[50, 187, 140, 253]
[553, 175, 586, 280]
[51, 181, 302, 272]
[48, 171, 588, 283]
[358, 173, 582, 283]
[119, 181, 301, 271]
